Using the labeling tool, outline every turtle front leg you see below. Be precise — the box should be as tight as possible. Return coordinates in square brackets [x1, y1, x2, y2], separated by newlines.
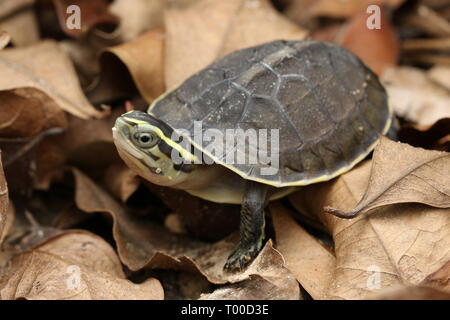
[224, 181, 270, 273]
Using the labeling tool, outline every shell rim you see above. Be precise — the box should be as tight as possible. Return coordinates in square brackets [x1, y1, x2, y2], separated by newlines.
[148, 93, 392, 188]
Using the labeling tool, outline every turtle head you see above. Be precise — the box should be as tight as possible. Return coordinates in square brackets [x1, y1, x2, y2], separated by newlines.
[112, 110, 198, 187]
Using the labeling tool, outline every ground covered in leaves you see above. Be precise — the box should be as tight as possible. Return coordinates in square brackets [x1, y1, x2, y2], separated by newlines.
[0, 0, 449, 300]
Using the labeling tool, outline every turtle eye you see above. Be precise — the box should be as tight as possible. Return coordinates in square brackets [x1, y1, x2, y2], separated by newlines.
[134, 132, 159, 148]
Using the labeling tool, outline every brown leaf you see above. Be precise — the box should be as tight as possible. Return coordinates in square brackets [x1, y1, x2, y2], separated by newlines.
[0, 0, 34, 17]
[335, 6, 399, 75]
[0, 30, 9, 49]
[381, 66, 450, 125]
[0, 89, 68, 138]
[367, 285, 450, 300]
[52, 0, 119, 39]
[0, 1, 39, 47]
[200, 273, 300, 300]
[0, 40, 105, 119]
[422, 260, 450, 292]
[428, 65, 450, 90]
[0, 157, 9, 246]
[98, 29, 165, 103]
[290, 161, 450, 299]
[325, 137, 450, 218]
[103, 164, 141, 203]
[164, 0, 308, 88]
[0, 231, 164, 300]
[34, 107, 125, 190]
[71, 168, 296, 292]
[271, 202, 335, 300]
[109, 0, 166, 42]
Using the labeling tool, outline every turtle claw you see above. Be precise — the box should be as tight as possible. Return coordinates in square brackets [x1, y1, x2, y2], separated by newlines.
[223, 243, 261, 273]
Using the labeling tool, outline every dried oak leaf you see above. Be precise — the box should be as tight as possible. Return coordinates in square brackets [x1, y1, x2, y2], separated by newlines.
[381, 66, 450, 126]
[0, 40, 105, 119]
[52, 0, 119, 39]
[92, 29, 165, 104]
[71, 168, 297, 294]
[0, 231, 164, 300]
[289, 160, 450, 299]
[109, 0, 166, 42]
[271, 202, 336, 300]
[325, 137, 450, 218]
[398, 118, 450, 152]
[164, 0, 308, 88]
[335, 6, 399, 75]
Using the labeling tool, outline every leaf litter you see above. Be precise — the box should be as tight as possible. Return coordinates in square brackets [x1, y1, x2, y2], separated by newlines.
[0, 0, 449, 300]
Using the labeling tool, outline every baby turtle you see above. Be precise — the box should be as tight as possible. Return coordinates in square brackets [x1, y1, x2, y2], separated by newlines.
[113, 40, 392, 272]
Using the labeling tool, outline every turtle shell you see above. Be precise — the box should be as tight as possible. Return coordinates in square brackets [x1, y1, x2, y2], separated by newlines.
[149, 40, 391, 187]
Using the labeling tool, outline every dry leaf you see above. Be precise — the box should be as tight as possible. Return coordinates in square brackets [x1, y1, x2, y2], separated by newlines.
[381, 66, 450, 125]
[0, 40, 105, 119]
[367, 285, 450, 300]
[0, 1, 39, 47]
[404, 5, 450, 37]
[96, 29, 165, 103]
[290, 160, 450, 299]
[71, 168, 297, 294]
[164, 0, 308, 88]
[428, 65, 450, 90]
[335, 6, 399, 75]
[52, 0, 119, 39]
[422, 260, 450, 292]
[325, 137, 450, 218]
[0, 231, 164, 300]
[0, 30, 9, 49]
[200, 274, 300, 300]
[109, 0, 166, 42]
[271, 202, 335, 300]
[0, 157, 9, 246]
[103, 163, 141, 203]
[34, 107, 124, 190]
[0, 88, 68, 138]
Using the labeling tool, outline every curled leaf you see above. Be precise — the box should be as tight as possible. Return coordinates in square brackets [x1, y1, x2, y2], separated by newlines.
[93, 29, 165, 104]
[0, 40, 105, 119]
[290, 160, 450, 299]
[325, 137, 450, 218]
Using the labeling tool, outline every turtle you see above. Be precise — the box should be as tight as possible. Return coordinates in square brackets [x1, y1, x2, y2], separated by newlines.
[112, 40, 392, 273]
